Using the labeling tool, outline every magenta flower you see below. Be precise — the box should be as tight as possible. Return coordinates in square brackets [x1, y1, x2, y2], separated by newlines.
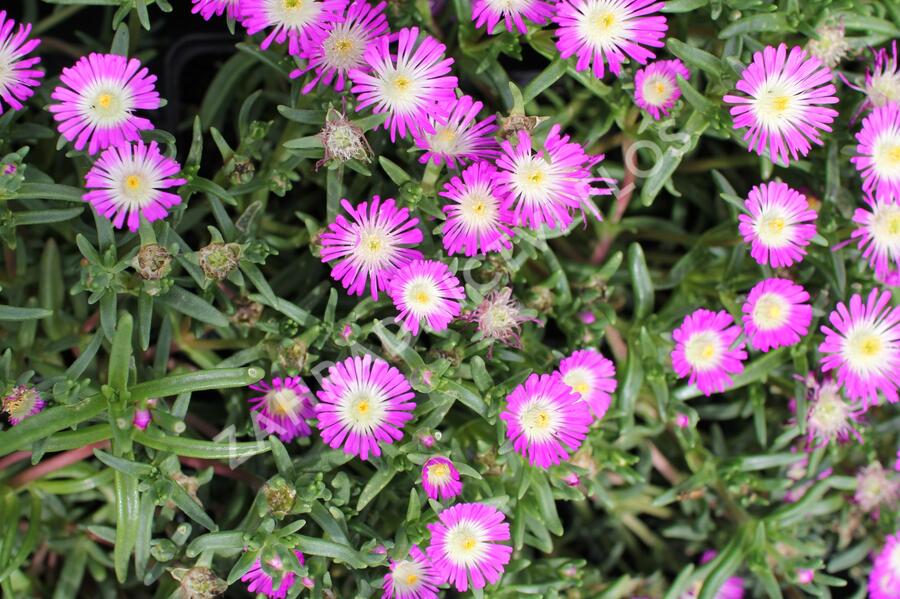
[83, 141, 185, 232]
[671, 309, 747, 397]
[741, 278, 812, 352]
[496, 124, 613, 230]
[803, 378, 862, 448]
[248, 376, 316, 442]
[349, 27, 458, 141]
[556, 348, 617, 420]
[869, 531, 900, 599]
[500, 373, 592, 468]
[553, 0, 667, 79]
[241, 550, 304, 599]
[851, 193, 900, 279]
[819, 288, 900, 408]
[421, 456, 463, 500]
[240, 0, 345, 56]
[738, 181, 817, 268]
[633, 59, 689, 120]
[471, 0, 554, 35]
[439, 161, 514, 257]
[49, 53, 160, 155]
[191, 0, 242, 20]
[2, 385, 44, 425]
[0, 11, 43, 114]
[426, 502, 512, 592]
[388, 259, 465, 335]
[723, 44, 838, 165]
[315, 354, 416, 460]
[382, 544, 439, 599]
[852, 103, 900, 200]
[849, 42, 900, 113]
[292, 1, 389, 94]
[319, 195, 423, 299]
[413, 95, 500, 169]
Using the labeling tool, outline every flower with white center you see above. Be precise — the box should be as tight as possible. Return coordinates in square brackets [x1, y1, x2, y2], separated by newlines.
[248, 376, 316, 442]
[462, 287, 540, 356]
[556, 348, 617, 420]
[853, 103, 900, 201]
[240, 0, 345, 56]
[852, 193, 900, 280]
[315, 354, 416, 460]
[471, 0, 554, 35]
[738, 181, 818, 268]
[633, 58, 690, 120]
[426, 502, 512, 592]
[819, 287, 900, 408]
[806, 21, 849, 68]
[388, 259, 465, 335]
[421, 456, 463, 500]
[671, 309, 747, 397]
[0, 11, 43, 115]
[868, 531, 900, 599]
[846, 41, 900, 116]
[855, 461, 900, 515]
[83, 141, 186, 232]
[413, 95, 500, 168]
[2, 384, 44, 425]
[803, 379, 862, 448]
[439, 161, 514, 256]
[501, 372, 592, 468]
[382, 545, 439, 599]
[741, 278, 812, 352]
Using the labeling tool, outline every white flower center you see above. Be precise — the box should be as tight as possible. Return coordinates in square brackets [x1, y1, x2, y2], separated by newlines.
[80, 82, 133, 128]
[427, 462, 452, 485]
[510, 154, 561, 208]
[322, 27, 365, 71]
[265, 387, 301, 417]
[337, 381, 388, 433]
[841, 322, 893, 376]
[377, 68, 421, 115]
[683, 331, 722, 371]
[401, 275, 441, 316]
[484, 0, 530, 12]
[428, 126, 467, 156]
[576, 0, 629, 50]
[562, 367, 594, 400]
[108, 159, 163, 210]
[872, 131, 900, 180]
[0, 49, 14, 93]
[753, 205, 793, 248]
[353, 225, 396, 270]
[457, 186, 500, 231]
[808, 385, 851, 439]
[752, 77, 802, 132]
[391, 560, 425, 593]
[517, 397, 561, 442]
[751, 292, 790, 330]
[445, 521, 488, 567]
[890, 542, 900, 573]
[870, 201, 900, 254]
[267, 0, 323, 29]
[642, 75, 673, 107]
[867, 72, 900, 108]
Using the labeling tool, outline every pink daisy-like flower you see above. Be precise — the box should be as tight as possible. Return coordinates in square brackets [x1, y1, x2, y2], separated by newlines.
[248, 376, 316, 442]
[349, 27, 458, 142]
[241, 550, 304, 599]
[421, 456, 463, 500]
[723, 44, 838, 165]
[671, 309, 747, 397]
[240, 0, 345, 57]
[741, 278, 812, 352]
[382, 544, 439, 599]
[387, 259, 465, 335]
[83, 141, 186, 232]
[819, 287, 900, 408]
[852, 103, 900, 200]
[852, 193, 900, 279]
[291, 1, 389, 94]
[1, 385, 44, 425]
[552, 0, 667, 79]
[319, 195, 423, 300]
[500, 372, 592, 468]
[439, 161, 514, 257]
[633, 59, 690, 120]
[315, 354, 416, 460]
[803, 378, 862, 448]
[496, 124, 613, 230]
[556, 348, 617, 420]
[0, 11, 43, 114]
[471, 0, 554, 35]
[426, 502, 512, 592]
[850, 42, 900, 114]
[191, 0, 242, 20]
[738, 181, 817, 268]
[413, 95, 500, 169]
[49, 53, 160, 155]
[869, 531, 900, 599]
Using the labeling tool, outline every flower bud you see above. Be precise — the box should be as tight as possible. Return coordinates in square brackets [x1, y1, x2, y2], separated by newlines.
[263, 478, 297, 518]
[173, 566, 227, 599]
[318, 108, 372, 167]
[227, 154, 255, 185]
[132, 244, 172, 282]
[197, 242, 242, 281]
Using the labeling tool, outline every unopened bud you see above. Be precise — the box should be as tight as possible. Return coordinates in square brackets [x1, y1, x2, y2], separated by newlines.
[263, 478, 297, 518]
[174, 567, 227, 599]
[318, 108, 372, 168]
[197, 243, 242, 281]
[132, 244, 172, 282]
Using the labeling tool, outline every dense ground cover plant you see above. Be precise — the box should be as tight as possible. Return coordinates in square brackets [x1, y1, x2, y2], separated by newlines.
[0, 0, 899, 597]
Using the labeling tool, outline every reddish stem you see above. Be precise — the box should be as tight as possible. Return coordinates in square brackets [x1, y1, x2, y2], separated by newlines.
[8, 441, 109, 488]
[592, 138, 637, 264]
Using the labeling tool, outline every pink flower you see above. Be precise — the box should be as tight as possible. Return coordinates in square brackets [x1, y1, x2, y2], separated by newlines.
[349, 27, 458, 141]
[674, 413, 690, 428]
[248, 376, 316, 442]
[388, 259, 465, 335]
[848, 42, 900, 113]
[292, 1, 389, 94]
[738, 181, 817, 268]
[723, 44, 838, 165]
[426, 502, 512, 592]
[819, 288, 900, 408]
[315, 354, 416, 460]
[851, 193, 900, 279]
[496, 124, 613, 230]
[191, 0, 242, 20]
[382, 544, 439, 599]
[553, 0, 667, 79]
[0, 11, 43, 114]
[413, 95, 500, 169]
[556, 348, 617, 420]
[579, 311, 596, 324]
[500, 373, 592, 468]
[439, 161, 514, 257]
[421, 456, 462, 500]
[869, 531, 900, 599]
[471, 0, 553, 34]
[133, 409, 152, 430]
[741, 278, 812, 352]
[319, 195, 423, 300]
[83, 141, 186, 232]
[1, 385, 44, 425]
[796, 569, 815, 584]
[241, 550, 304, 599]
[633, 59, 690, 119]
[240, 0, 345, 56]
[49, 53, 160, 155]
[671, 309, 747, 396]
[853, 103, 900, 201]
